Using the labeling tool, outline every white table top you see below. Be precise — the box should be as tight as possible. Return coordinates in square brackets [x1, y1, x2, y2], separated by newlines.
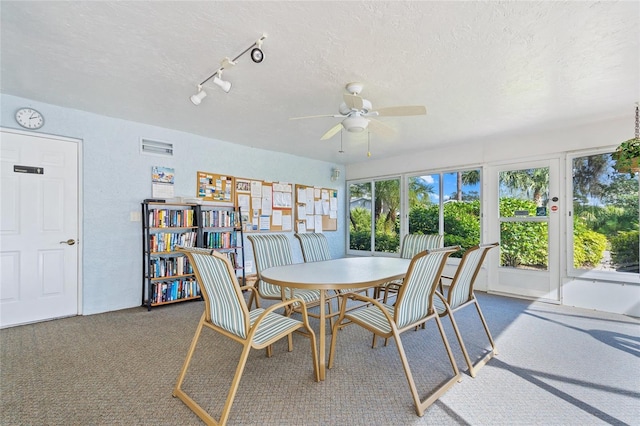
[260, 257, 411, 290]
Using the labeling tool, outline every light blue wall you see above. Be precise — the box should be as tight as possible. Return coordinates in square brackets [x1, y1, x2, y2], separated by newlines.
[1, 94, 345, 315]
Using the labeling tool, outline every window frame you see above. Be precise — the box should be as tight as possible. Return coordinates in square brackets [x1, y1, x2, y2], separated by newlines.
[347, 166, 482, 260]
[566, 146, 640, 284]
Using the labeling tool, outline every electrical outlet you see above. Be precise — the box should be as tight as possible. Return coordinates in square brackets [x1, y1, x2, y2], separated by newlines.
[130, 211, 141, 222]
[245, 260, 253, 273]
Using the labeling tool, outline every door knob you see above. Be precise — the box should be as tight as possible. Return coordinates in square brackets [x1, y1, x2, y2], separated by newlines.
[59, 239, 76, 246]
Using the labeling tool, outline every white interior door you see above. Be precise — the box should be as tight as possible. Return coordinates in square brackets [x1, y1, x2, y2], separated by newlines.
[488, 159, 561, 302]
[1, 129, 79, 328]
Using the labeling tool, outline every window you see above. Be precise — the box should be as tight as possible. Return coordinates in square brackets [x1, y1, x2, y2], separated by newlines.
[570, 150, 639, 277]
[407, 169, 481, 257]
[348, 178, 400, 255]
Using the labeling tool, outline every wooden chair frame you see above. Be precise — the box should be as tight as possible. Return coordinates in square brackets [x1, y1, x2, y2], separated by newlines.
[434, 242, 499, 378]
[328, 247, 462, 417]
[173, 247, 319, 425]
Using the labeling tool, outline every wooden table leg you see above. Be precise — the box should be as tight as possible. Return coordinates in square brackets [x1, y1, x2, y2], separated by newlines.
[318, 289, 326, 381]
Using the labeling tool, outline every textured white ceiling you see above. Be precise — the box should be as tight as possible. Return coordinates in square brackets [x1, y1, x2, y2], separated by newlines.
[1, 1, 638, 165]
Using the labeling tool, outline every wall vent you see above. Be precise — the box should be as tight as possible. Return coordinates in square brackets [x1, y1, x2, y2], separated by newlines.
[140, 138, 174, 156]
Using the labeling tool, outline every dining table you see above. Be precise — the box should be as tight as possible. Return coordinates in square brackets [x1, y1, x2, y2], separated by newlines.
[260, 256, 411, 380]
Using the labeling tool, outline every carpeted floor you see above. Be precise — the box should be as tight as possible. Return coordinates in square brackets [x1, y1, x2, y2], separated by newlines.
[1, 292, 639, 425]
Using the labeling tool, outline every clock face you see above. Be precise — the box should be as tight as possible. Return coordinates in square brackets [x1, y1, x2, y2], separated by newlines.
[15, 108, 44, 129]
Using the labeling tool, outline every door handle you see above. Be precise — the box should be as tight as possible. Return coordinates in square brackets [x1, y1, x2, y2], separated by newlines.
[59, 239, 76, 246]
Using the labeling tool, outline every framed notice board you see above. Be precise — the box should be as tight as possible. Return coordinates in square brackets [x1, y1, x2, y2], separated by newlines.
[235, 178, 293, 232]
[196, 171, 234, 203]
[294, 185, 338, 232]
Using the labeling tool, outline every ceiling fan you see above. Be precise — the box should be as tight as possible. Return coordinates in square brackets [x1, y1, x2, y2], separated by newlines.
[290, 82, 427, 140]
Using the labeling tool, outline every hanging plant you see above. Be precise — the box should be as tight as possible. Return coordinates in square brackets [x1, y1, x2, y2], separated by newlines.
[613, 104, 640, 176]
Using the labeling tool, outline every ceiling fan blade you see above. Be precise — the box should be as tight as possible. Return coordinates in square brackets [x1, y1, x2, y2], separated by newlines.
[290, 114, 339, 120]
[343, 94, 364, 110]
[372, 105, 427, 117]
[367, 118, 395, 138]
[320, 122, 344, 140]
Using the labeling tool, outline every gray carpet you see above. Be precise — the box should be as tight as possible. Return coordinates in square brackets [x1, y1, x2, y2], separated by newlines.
[1, 292, 639, 425]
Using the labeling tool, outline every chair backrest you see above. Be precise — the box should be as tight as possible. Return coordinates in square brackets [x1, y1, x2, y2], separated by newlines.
[447, 242, 499, 309]
[400, 234, 444, 259]
[247, 234, 294, 296]
[295, 233, 332, 262]
[178, 247, 250, 339]
[394, 246, 458, 328]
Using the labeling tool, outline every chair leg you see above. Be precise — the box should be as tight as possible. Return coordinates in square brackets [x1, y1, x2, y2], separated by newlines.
[173, 315, 253, 426]
[173, 313, 205, 398]
[395, 317, 461, 417]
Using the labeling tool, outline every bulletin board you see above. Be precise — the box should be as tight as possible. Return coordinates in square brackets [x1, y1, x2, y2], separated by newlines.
[235, 178, 294, 232]
[294, 185, 338, 232]
[196, 171, 234, 203]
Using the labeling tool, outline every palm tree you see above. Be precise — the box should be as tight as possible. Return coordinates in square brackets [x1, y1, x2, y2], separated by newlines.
[374, 179, 400, 231]
[455, 170, 480, 201]
[408, 176, 435, 207]
[500, 168, 549, 206]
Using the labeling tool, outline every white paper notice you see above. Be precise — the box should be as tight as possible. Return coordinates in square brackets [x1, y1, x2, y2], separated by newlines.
[261, 186, 273, 215]
[329, 210, 337, 219]
[282, 215, 292, 231]
[259, 215, 271, 231]
[297, 187, 307, 204]
[314, 215, 323, 232]
[330, 197, 338, 211]
[272, 210, 282, 226]
[251, 181, 262, 197]
[305, 201, 314, 215]
[322, 200, 330, 215]
[237, 194, 250, 211]
[314, 188, 321, 198]
[306, 215, 314, 229]
[297, 204, 306, 219]
[297, 221, 306, 233]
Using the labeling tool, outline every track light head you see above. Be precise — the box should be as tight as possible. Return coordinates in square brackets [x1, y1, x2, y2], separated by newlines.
[251, 48, 264, 63]
[212, 75, 232, 93]
[190, 89, 207, 105]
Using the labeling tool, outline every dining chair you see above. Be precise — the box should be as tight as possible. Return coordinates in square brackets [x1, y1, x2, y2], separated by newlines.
[173, 247, 319, 426]
[433, 242, 499, 378]
[247, 233, 332, 321]
[295, 232, 370, 295]
[380, 233, 444, 303]
[328, 246, 462, 417]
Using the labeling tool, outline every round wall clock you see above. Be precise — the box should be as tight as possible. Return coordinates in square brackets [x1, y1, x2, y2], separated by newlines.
[15, 107, 45, 129]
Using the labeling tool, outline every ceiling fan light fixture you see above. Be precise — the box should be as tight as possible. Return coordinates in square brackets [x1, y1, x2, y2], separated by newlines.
[343, 115, 369, 132]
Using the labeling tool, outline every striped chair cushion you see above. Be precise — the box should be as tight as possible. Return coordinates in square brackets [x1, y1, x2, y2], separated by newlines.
[395, 250, 450, 329]
[447, 247, 484, 309]
[295, 233, 332, 262]
[248, 234, 294, 298]
[189, 251, 248, 339]
[248, 309, 303, 346]
[400, 234, 444, 259]
[346, 303, 396, 334]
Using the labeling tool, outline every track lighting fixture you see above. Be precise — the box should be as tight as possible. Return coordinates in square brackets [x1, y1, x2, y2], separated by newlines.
[189, 33, 266, 105]
[212, 71, 231, 93]
[190, 87, 207, 105]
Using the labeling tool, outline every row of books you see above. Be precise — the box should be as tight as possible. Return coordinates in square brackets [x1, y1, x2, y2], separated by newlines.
[151, 278, 200, 304]
[148, 208, 195, 228]
[202, 231, 237, 249]
[149, 256, 193, 278]
[200, 209, 238, 228]
[149, 231, 197, 253]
